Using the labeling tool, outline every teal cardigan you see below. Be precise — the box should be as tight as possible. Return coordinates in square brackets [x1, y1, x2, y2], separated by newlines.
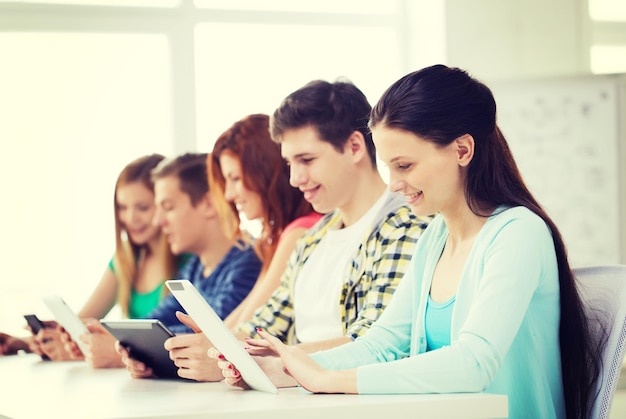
[312, 206, 565, 419]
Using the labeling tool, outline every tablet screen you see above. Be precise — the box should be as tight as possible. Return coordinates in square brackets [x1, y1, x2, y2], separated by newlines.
[166, 279, 278, 394]
[42, 295, 90, 355]
[100, 319, 180, 379]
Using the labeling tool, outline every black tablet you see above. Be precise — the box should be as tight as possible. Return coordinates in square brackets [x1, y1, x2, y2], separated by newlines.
[100, 319, 179, 379]
[23, 314, 45, 335]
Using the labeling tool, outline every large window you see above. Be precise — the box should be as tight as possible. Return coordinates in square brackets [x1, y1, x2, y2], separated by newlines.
[194, 23, 402, 149]
[588, 0, 626, 73]
[0, 1, 432, 335]
[0, 30, 173, 334]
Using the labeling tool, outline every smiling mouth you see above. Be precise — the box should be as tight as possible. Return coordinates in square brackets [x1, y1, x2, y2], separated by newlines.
[301, 185, 320, 201]
[301, 185, 319, 194]
[128, 226, 147, 235]
[406, 191, 423, 202]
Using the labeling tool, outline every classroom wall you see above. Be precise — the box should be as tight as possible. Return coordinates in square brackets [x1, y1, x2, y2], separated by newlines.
[432, 0, 626, 264]
[443, 0, 589, 81]
[490, 74, 626, 266]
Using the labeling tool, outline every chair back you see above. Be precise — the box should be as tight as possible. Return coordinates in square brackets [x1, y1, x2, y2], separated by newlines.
[573, 265, 626, 419]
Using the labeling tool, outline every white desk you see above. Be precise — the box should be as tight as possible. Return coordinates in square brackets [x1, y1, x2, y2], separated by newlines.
[0, 354, 508, 419]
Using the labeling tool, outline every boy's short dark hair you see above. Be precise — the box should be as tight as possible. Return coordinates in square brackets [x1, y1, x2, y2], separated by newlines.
[270, 79, 375, 166]
[151, 152, 209, 206]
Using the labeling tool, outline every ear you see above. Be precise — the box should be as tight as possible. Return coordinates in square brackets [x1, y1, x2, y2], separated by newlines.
[198, 192, 218, 218]
[455, 134, 474, 167]
[344, 131, 368, 163]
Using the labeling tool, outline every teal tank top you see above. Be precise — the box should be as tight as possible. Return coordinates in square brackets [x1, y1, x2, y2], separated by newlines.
[108, 253, 192, 318]
[425, 294, 456, 351]
[129, 283, 164, 319]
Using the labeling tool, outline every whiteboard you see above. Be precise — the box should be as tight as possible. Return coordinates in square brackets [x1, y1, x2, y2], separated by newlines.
[491, 74, 625, 267]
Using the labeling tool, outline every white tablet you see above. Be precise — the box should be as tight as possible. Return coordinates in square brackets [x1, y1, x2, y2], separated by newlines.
[165, 279, 278, 394]
[42, 294, 90, 355]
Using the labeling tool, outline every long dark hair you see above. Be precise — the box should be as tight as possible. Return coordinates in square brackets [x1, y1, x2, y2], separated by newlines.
[209, 114, 314, 271]
[370, 64, 602, 419]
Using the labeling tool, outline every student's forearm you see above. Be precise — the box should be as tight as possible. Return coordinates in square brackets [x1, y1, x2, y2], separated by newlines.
[233, 328, 350, 355]
[304, 368, 358, 394]
[327, 369, 358, 394]
[223, 305, 244, 329]
[297, 336, 352, 354]
[0, 334, 30, 355]
[79, 268, 118, 319]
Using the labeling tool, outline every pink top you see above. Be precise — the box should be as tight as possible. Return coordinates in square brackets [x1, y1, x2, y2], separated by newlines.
[279, 212, 323, 242]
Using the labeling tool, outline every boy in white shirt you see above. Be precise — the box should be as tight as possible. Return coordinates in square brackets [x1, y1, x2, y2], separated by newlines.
[120, 79, 430, 381]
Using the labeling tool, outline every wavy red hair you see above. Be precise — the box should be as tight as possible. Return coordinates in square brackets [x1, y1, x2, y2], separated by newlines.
[208, 114, 314, 270]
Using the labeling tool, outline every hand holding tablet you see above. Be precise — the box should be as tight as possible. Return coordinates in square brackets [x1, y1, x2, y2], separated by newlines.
[165, 279, 278, 393]
[42, 294, 91, 355]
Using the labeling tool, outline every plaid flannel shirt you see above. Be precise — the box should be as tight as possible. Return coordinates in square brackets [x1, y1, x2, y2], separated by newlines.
[238, 191, 431, 344]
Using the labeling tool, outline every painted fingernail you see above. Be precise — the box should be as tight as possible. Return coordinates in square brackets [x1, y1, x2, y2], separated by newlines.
[234, 370, 240, 377]
[255, 327, 263, 332]
[228, 364, 233, 370]
[218, 354, 225, 360]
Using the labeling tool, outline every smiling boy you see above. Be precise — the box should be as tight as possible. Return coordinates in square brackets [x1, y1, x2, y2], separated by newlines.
[135, 80, 431, 382]
[239, 80, 430, 351]
[75, 153, 262, 371]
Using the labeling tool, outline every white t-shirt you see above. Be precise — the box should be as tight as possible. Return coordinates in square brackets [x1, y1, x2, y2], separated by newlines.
[294, 190, 390, 342]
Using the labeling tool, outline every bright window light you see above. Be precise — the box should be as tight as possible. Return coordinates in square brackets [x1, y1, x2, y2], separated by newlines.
[589, 0, 626, 21]
[590, 45, 626, 73]
[0, 33, 173, 335]
[194, 22, 403, 151]
[7, 0, 180, 7]
[194, 0, 397, 14]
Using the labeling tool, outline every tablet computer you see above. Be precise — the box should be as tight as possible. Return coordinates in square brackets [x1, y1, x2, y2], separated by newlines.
[165, 279, 278, 394]
[24, 314, 50, 361]
[42, 294, 91, 355]
[100, 319, 180, 379]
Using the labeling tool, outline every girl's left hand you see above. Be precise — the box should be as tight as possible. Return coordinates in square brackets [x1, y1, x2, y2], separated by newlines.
[207, 346, 250, 390]
[252, 328, 333, 393]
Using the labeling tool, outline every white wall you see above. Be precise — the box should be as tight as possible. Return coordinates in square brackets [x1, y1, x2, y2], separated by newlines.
[437, 0, 626, 264]
[443, 0, 590, 81]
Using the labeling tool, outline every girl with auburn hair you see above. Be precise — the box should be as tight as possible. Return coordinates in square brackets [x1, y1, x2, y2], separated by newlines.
[209, 114, 321, 328]
[213, 66, 603, 419]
